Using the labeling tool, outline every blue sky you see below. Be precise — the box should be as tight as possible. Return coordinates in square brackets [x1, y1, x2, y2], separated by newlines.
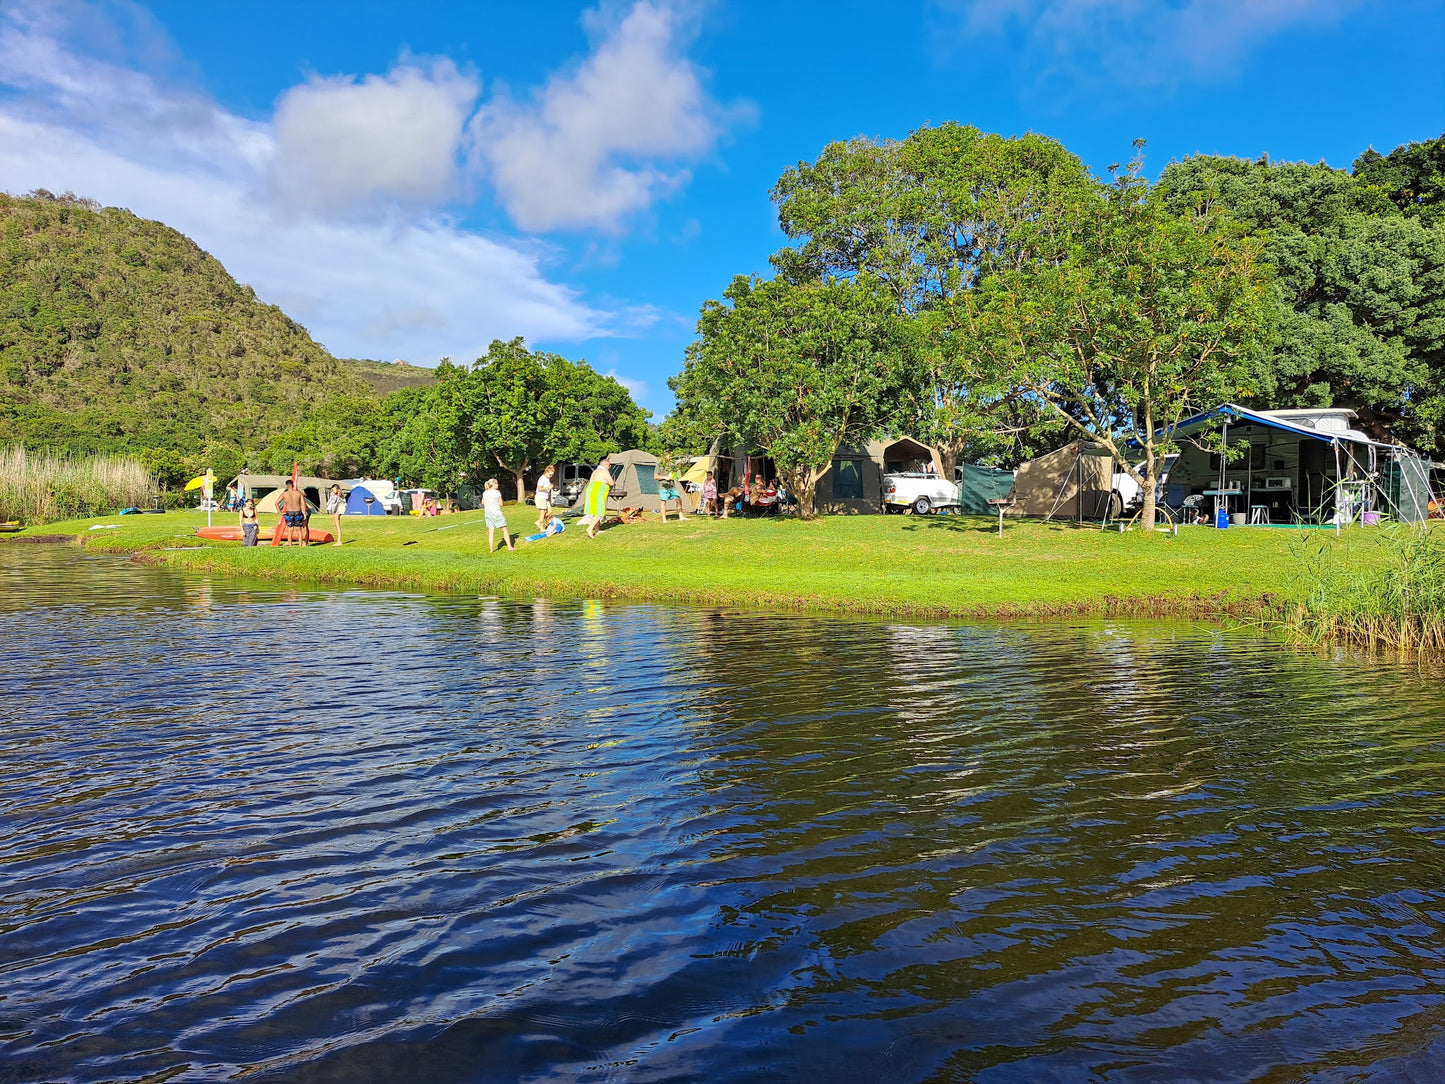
[2, 0, 1442, 419]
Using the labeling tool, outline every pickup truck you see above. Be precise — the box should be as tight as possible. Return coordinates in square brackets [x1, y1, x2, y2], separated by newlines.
[883, 471, 963, 514]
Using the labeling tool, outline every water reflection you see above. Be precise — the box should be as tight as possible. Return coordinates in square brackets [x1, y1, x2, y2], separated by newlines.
[1, 545, 1442, 1083]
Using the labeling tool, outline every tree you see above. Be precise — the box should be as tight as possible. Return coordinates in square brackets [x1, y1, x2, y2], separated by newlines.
[968, 151, 1275, 530]
[1158, 148, 1445, 451]
[671, 275, 906, 519]
[462, 338, 652, 501]
[1353, 133, 1445, 226]
[771, 123, 1094, 473]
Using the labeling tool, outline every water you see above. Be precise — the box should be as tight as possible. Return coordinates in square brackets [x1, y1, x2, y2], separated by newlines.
[2, 545, 1443, 1083]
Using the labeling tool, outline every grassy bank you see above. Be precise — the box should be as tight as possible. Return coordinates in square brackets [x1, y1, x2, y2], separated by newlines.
[1280, 526, 1445, 654]
[0, 447, 151, 525]
[9, 505, 1414, 622]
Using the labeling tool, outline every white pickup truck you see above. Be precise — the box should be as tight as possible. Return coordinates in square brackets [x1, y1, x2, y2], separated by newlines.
[883, 471, 964, 514]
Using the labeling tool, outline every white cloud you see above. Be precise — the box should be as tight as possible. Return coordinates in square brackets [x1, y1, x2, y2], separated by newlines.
[271, 60, 479, 216]
[936, 0, 1361, 91]
[468, 1, 748, 232]
[0, 1, 658, 364]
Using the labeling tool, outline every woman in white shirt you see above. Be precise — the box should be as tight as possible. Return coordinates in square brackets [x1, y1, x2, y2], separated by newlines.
[483, 478, 514, 553]
[534, 464, 555, 532]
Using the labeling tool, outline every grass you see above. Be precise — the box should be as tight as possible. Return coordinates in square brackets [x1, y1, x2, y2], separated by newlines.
[10, 504, 1420, 625]
[0, 447, 151, 525]
[1279, 525, 1445, 655]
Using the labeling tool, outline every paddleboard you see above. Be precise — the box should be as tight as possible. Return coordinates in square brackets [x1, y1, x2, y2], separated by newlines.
[196, 526, 335, 544]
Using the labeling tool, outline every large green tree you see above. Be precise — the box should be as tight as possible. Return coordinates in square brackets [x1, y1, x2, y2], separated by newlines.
[1158, 140, 1445, 450]
[770, 123, 1093, 472]
[968, 153, 1276, 530]
[671, 275, 906, 519]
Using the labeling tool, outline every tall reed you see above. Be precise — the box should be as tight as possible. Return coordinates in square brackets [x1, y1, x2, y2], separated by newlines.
[0, 447, 152, 525]
[1283, 525, 1445, 655]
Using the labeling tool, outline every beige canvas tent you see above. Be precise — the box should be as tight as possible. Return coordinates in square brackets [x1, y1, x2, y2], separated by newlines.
[242, 474, 331, 515]
[605, 449, 664, 513]
[1005, 441, 1116, 520]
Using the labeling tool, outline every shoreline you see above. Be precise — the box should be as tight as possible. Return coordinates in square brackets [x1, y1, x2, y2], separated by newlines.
[5, 507, 1330, 625]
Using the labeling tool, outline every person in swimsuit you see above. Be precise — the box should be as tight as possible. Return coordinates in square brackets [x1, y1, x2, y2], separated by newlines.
[278, 481, 307, 546]
[656, 470, 688, 523]
[325, 483, 345, 546]
[239, 498, 259, 546]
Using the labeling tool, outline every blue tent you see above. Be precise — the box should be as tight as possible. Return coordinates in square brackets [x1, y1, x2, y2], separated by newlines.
[345, 485, 387, 515]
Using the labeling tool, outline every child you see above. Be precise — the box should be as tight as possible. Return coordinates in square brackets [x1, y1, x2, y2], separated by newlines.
[239, 498, 259, 547]
[702, 471, 718, 517]
[483, 478, 514, 553]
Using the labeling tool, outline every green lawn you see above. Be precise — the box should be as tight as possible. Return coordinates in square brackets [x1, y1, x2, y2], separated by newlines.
[9, 505, 1413, 620]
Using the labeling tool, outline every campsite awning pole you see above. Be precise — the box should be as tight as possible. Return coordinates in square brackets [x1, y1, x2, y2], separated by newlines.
[1332, 439, 1343, 536]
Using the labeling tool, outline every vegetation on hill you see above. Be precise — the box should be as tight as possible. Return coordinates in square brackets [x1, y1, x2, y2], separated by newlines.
[341, 356, 437, 397]
[0, 189, 366, 480]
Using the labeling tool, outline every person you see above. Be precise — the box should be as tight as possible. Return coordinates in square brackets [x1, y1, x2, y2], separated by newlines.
[535, 464, 555, 532]
[237, 467, 249, 503]
[583, 457, 613, 539]
[483, 478, 514, 553]
[325, 483, 345, 546]
[224, 482, 239, 511]
[657, 469, 688, 523]
[278, 480, 308, 546]
[239, 498, 259, 547]
[701, 471, 719, 517]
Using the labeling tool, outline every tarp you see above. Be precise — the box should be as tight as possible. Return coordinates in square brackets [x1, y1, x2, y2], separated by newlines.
[957, 464, 1017, 514]
[681, 455, 718, 485]
[1006, 442, 1115, 520]
[345, 485, 387, 515]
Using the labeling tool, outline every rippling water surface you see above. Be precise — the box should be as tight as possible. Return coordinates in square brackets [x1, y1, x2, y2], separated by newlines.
[2, 545, 1444, 1083]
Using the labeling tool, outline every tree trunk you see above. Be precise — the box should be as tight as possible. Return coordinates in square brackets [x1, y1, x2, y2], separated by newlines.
[1140, 442, 1157, 531]
[512, 467, 526, 504]
[780, 465, 825, 520]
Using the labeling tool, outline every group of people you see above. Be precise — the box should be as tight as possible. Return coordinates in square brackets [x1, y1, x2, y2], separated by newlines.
[237, 480, 345, 547]
[699, 471, 788, 518]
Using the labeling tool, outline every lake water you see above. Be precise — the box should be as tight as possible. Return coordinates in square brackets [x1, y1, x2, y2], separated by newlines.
[2, 545, 1443, 1083]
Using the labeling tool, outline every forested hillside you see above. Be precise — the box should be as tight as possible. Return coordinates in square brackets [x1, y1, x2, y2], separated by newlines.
[0, 190, 366, 463]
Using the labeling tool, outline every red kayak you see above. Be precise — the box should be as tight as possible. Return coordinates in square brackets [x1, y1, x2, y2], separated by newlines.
[196, 525, 336, 544]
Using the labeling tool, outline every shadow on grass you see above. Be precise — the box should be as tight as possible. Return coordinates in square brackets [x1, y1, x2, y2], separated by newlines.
[900, 515, 1111, 535]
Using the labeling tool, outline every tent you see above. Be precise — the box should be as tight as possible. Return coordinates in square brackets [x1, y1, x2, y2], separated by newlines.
[253, 487, 321, 515]
[605, 449, 663, 513]
[957, 464, 1018, 514]
[345, 485, 387, 515]
[236, 474, 332, 514]
[1006, 442, 1116, 520]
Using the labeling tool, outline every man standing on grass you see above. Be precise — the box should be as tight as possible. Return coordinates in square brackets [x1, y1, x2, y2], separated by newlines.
[278, 480, 307, 547]
[582, 457, 613, 540]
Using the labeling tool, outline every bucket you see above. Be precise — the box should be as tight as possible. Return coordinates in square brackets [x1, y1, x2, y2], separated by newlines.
[1215, 507, 1229, 529]
[1362, 510, 1381, 526]
[1230, 513, 1247, 525]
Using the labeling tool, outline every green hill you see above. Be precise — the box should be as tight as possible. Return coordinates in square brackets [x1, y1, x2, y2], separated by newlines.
[341, 356, 437, 396]
[0, 189, 366, 460]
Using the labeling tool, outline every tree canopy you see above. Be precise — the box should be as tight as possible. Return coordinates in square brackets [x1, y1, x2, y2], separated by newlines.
[671, 274, 906, 518]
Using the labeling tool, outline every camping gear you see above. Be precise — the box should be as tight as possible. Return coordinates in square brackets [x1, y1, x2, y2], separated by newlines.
[345, 486, 387, 515]
[603, 450, 661, 513]
[196, 525, 334, 544]
[1006, 442, 1115, 521]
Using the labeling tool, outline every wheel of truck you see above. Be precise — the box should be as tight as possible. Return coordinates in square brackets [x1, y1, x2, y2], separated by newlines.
[912, 496, 932, 515]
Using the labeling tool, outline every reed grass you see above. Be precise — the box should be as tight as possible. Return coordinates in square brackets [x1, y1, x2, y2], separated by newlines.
[1282, 525, 1445, 654]
[0, 447, 151, 525]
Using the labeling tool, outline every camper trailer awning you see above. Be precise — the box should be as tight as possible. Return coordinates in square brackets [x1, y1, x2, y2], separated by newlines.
[1132, 403, 1382, 449]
